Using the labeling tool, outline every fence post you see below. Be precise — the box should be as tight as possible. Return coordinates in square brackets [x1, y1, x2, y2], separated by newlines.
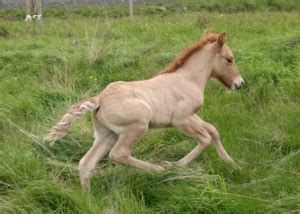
[36, 0, 42, 33]
[25, 0, 33, 36]
[129, 0, 133, 17]
[25, 0, 42, 35]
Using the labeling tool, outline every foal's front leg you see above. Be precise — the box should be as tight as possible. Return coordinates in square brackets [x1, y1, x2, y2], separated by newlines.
[172, 115, 213, 167]
[200, 119, 234, 163]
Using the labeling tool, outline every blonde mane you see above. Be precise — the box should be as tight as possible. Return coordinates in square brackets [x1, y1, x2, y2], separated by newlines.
[160, 34, 218, 74]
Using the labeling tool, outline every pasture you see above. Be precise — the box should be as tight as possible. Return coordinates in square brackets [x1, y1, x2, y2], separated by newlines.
[0, 2, 299, 213]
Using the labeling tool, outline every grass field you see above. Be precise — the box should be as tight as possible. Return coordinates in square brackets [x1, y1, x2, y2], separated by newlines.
[0, 1, 300, 213]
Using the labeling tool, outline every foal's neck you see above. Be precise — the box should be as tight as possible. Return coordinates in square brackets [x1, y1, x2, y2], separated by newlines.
[177, 44, 214, 91]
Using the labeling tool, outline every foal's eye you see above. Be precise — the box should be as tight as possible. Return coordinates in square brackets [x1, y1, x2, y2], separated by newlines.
[226, 58, 233, 64]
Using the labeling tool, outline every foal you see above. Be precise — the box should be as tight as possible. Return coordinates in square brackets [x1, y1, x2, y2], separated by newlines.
[45, 31, 244, 189]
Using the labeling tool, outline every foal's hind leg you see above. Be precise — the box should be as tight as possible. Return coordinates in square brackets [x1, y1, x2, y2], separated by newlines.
[79, 115, 117, 190]
[108, 127, 164, 172]
[79, 133, 116, 190]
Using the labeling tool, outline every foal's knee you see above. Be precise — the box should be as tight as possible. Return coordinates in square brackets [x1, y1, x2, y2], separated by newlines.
[192, 125, 212, 146]
[201, 133, 212, 146]
[208, 125, 219, 139]
[108, 150, 129, 164]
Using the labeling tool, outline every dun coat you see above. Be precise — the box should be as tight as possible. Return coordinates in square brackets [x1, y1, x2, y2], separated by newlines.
[45, 31, 245, 189]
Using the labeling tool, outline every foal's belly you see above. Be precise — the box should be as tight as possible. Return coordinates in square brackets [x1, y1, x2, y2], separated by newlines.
[149, 120, 172, 128]
[148, 106, 174, 128]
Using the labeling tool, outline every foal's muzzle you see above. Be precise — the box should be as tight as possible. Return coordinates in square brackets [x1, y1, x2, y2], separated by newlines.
[231, 76, 245, 90]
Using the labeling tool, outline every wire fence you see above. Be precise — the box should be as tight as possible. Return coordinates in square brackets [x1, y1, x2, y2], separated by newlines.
[0, 0, 181, 8]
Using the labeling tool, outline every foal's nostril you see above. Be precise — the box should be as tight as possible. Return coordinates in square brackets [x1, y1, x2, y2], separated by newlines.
[241, 80, 245, 86]
[234, 83, 241, 90]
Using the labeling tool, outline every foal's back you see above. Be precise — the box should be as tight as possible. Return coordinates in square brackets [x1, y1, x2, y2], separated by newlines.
[97, 74, 187, 129]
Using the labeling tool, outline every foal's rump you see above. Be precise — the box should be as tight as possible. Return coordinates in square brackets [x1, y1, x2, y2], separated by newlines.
[96, 97, 153, 134]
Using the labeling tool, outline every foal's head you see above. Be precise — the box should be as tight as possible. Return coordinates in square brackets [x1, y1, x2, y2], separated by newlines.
[210, 32, 244, 90]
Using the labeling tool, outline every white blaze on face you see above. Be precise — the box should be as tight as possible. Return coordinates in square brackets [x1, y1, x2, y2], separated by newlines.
[231, 75, 245, 90]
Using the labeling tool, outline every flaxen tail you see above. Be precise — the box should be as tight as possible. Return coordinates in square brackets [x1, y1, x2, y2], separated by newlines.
[44, 97, 99, 142]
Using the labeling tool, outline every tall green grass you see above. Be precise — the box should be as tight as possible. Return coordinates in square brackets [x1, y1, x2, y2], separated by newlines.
[0, 3, 299, 213]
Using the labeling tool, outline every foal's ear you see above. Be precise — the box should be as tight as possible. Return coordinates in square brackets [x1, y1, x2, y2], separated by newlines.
[217, 32, 227, 48]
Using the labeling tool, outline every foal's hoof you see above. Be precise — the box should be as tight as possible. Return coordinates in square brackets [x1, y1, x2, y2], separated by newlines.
[232, 162, 242, 170]
[81, 183, 91, 193]
[159, 161, 178, 168]
[155, 165, 166, 172]
[226, 159, 242, 170]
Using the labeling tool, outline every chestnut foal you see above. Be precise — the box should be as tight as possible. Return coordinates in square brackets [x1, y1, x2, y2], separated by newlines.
[45, 31, 244, 189]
